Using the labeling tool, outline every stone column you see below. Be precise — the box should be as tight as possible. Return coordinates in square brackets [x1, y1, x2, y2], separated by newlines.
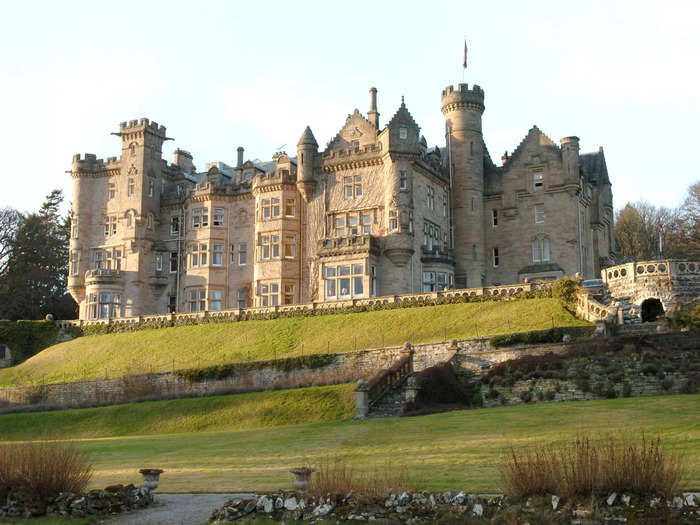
[354, 379, 369, 419]
[405, 374, 419, 404]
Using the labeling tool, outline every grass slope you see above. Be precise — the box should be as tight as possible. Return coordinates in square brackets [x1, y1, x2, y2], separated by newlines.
[1, 394, 697, 493]
[0, 298, 587, 386]
[0, 384, 355, 439]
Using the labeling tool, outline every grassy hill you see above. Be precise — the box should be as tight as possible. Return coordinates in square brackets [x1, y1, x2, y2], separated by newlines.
[0, 392, 697, 492]
[0, 298, 588, 387]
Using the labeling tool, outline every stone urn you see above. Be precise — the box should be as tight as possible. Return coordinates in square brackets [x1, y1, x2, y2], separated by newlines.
[139, 469, 164, 491]
[289, 467, 316, 491]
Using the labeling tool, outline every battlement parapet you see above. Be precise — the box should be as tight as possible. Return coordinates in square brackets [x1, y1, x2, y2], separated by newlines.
[251, 170, 296, 192]
[322, 143, 381, 160]
[441, 83, 485, 113]
[119, 117, 167, 136]
[174, 148, 192, 159]
[72, 153, 105, 171]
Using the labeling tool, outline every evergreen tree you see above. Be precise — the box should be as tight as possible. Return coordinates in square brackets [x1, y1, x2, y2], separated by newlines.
[0, 190, 76, 320]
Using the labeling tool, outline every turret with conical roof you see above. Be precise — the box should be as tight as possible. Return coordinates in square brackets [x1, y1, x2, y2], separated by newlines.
[296, 125, 318, 201]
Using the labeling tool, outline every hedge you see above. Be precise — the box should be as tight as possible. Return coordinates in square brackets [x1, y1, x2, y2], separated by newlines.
[174, 353, 337, 383]
[488, 326, 595, 348]
[0, 320, 61, 363]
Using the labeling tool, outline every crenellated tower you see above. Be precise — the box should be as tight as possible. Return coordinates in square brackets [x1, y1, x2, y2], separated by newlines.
[441, 84, 485, 287]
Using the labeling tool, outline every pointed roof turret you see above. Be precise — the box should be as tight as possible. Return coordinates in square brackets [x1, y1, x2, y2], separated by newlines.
[297, 126, 318, 148]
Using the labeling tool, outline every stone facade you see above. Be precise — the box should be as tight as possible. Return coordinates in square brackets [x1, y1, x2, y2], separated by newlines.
[67, 83, 614, 319]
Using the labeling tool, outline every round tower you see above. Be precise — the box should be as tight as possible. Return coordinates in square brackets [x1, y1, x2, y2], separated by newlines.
[441, 83, 485, 288]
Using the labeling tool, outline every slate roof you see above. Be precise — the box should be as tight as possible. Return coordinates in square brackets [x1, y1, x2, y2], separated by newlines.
[579, 148, 610, 185]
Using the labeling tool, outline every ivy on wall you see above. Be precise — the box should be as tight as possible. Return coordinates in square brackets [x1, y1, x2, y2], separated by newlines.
[0, 320, 66, 363]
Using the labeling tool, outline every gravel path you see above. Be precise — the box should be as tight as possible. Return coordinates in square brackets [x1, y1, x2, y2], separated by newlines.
[102, 493, 254, 525]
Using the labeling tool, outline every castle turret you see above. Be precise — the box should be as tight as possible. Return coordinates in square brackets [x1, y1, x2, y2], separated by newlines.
[442, 84, 485, 288]
[296, 126, 318, 201]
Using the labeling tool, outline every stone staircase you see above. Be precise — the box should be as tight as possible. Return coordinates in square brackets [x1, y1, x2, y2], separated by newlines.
[616, 322, 663, 336]
[367, 378, 410, 418]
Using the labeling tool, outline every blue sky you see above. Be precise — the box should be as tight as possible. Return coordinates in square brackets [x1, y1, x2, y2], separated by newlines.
[1, 0, 698, 213]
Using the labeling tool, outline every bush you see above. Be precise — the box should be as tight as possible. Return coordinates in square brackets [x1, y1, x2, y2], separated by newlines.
[642, 364, 658, 376]
[489, 326, 594, 348]
[0, 442, 93, 501]
[622, 382, 633, 397]
[0, 320, 60, 364]
[499, 434, 685, 499]
[519, 390, 532, 403]
[661, 377, 674, 391]
[308, 456, 414, 501]
[543, 389, 556, 401]
[552, 277, 580, 309]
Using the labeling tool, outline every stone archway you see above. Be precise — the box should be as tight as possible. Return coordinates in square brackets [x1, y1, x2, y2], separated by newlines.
[641, 298, 664, 322]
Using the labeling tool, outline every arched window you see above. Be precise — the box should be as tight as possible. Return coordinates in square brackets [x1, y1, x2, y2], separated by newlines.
[532, 235, 550, 263]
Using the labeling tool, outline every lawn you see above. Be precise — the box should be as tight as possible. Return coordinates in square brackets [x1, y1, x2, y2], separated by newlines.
[1, 394, 697, 493]
[0, 298, 588, 387]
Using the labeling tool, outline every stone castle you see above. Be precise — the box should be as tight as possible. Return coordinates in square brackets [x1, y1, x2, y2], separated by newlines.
[67, 82, 614, 320]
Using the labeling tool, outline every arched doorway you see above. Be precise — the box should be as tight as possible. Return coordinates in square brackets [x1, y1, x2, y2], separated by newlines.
[641, 298, 664, 322]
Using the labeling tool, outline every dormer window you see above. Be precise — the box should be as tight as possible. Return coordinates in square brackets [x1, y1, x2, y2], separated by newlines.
[534, 172, 544, 188]
[399, 127, 407, 140]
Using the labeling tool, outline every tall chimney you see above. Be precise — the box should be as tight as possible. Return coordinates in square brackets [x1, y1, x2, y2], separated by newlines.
[368, 87, 379, 130]
[237, 146, 244, 168]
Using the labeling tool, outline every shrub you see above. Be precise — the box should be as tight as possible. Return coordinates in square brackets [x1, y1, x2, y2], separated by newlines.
[543, 389, 556, 401]
[489, 326, 594, 348]
[642, 364, 658, 376]
[575, 377, 590, 393]
[661, 377, 674, 391]
[519, 390, 532, 403]
[622, 382, 633, 397]
[499, 434, 685, 499]
[308, 456, 414, 502]
[485, 387, 500, 400]
[552, 277, 580, 309]
[0, 442, 93, 501]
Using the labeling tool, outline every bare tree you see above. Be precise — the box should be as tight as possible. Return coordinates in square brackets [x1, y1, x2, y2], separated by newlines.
[0, 207, 22, 276]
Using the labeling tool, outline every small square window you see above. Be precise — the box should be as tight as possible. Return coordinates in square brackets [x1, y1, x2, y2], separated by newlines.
[399, 127, 407, 139]
[534, 172, 544, 188]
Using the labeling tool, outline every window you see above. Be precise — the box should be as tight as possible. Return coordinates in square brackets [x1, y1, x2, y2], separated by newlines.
[128, 178, 135, 196]
[104, 215, 117, 237]
[427, 187, 435, 210]
[213, 208, 225, 226]
[126, 212, 132, 228]
[389, 210, 398, 232]
[492, 209, 498, 227]
[344, 176, 362, 199]
[148, 179, 154, 198]
[259, 283, 279, 306]
[190, 243, 207, 267]
[170, 251, 178, 273]
[238, 243, 247, 265]
[284, 284, 295, 305]
[399, 170, 408, 191]
[176, 184, 184, 197]
[108, 183, 115, 200]
[237, 290, 246, 309]
[535, 204, 545, 224]
[423, 271, 451, 292]
[210, 290, 223, 311]
[261, 198, 280, 220]
[113, 249, 122, 270]
[423, 220, 441, 250]
[334, 216, 345, 237]
[285, 198, 296, 217]
[532, 237, 551, 263]
[168, 295, 176, 313]
[534, 171, 544, 188]
[93, 250, 103, 270]
[471, 197, 476, 212]
[88, 292, 121, 320]
[371, 265, 377, 296]
[271, 234, 280, 258]
[70, 252, 79, 276]
[361, 213, 371, 234]
[351, 140, 359, 149]
[492, 247, 500, 268]
[188, 289, 206, 312]
[229, 244, 236, 264]
[147, 213, 153, 230]
[284, 234, 297, 258]
[260, 235, 270, 260]
[212, 244, 224, 266]
[472, 244, 477, 261]
[192, 207, 208, 228]
[324, 263, 364, 299]
[155, 253, 163, 272]
[348, 215, 359, 235]
[170, 216, 179, 236]
[443, 194, 448, 217]
[399, 127, 407, 139]
[408, 211, 414, 234]
[71, 216, 78, 238]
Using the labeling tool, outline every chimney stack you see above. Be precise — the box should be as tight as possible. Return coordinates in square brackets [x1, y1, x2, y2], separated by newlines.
[368, 87, 379, 130]
[237, 146, 244, 168]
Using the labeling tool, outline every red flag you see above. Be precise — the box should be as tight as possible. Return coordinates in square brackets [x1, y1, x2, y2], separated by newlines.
[463, 40, 468, 69]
